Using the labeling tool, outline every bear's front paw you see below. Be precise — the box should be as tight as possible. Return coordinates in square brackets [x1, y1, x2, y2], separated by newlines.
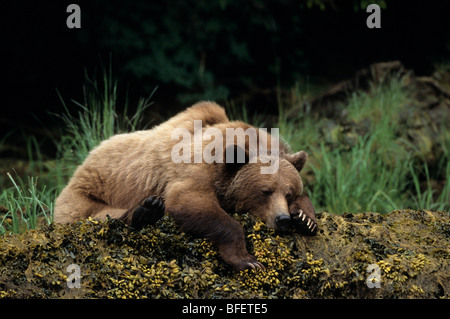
[291, 209, 318, 235]
[131, 196, 165, 230]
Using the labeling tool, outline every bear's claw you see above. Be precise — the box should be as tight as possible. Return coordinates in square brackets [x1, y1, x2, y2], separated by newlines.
[292, 209, 318, 235]
[247, 261, 265, 271]
[230, 253, 265, 272]
[130, 195, 166, 230]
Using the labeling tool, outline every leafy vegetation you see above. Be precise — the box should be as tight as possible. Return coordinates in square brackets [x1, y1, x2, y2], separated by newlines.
[86, 0, 309, 102]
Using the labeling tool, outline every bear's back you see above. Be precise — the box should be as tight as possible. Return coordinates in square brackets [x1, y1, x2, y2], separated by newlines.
[69, 102, 229, 205]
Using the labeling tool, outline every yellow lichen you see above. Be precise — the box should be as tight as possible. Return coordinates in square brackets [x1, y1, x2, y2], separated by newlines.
[0, 210, 448, 298]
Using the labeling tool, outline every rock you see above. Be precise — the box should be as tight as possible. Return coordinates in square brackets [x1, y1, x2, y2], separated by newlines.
[0, 210, 448, 299]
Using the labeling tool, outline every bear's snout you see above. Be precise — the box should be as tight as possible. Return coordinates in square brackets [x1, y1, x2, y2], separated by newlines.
[275, 214, 291, 231]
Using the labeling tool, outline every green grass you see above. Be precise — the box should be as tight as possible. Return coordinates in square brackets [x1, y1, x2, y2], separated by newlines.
[56, 67, 155, 171]
[0, 71, 448, 234]
[410, 160, 450, 211]
[0, 68, 154, 234]
[0, 173, 53, 235]
[307, 135, 412, 213]
[284, 78, 449, 214]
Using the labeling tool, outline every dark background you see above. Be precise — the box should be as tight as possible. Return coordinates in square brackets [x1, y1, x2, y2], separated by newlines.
[3, 0, 450, 141]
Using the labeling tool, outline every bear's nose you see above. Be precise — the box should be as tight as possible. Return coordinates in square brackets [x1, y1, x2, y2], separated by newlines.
[275, 215, 291, 231]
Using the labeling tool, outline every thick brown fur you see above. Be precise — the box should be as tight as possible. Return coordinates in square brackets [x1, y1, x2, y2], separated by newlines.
[55, 101, 317, 271]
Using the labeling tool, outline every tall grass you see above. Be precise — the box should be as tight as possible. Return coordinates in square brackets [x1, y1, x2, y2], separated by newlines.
[57, 67, 155, 171]
[307, 135, 411, 214]
[0, 68, 154, 234]
[0, 173, 53, 235]
[306, 79, 412, 213]
[410, 160, 450, 211]
[284, 77, 449, 213]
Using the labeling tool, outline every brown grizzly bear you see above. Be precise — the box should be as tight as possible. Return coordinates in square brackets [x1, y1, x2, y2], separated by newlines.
[54, 102, 317, 271]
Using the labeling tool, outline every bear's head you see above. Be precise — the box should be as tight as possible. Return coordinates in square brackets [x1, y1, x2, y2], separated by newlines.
[216, 144, 308, 231]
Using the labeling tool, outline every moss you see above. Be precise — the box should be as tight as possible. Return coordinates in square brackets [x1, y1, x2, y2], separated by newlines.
[0, 209, 448, 299]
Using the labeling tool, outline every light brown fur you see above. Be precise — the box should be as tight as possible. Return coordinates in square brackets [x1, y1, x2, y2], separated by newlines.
[55, 101, 317, 270]
[55, 102, 228, 222]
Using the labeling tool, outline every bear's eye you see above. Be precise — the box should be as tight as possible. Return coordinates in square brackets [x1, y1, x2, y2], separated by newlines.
[261, 188, 273, 196]
[285, 193, 293, 200]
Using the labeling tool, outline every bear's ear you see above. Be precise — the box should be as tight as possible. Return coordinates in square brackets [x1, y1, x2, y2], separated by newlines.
[286, 151, 308, 172]
[223, 144, 249, 172]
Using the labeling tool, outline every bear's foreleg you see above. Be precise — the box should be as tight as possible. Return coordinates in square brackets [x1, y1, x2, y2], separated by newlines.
[166, 192, 264, 271]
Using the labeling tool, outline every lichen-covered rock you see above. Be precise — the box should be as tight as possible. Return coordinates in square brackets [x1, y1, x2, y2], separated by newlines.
[0, 210, 448, 299]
